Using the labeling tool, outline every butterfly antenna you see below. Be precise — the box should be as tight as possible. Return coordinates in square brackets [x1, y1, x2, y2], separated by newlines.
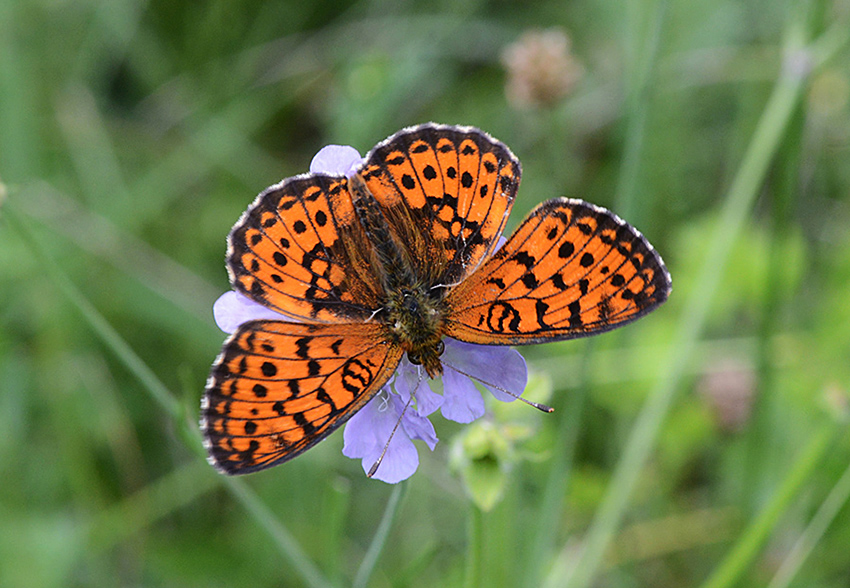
[366, 307, 384, 322]
[441, 361, 554, 413]
[430, 280, 462, 291]
[367, 371, 421, 478]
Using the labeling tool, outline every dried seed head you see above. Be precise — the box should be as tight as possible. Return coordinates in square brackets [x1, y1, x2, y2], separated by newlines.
[502, 28, 583, 109]
[698, 359, 756, 433]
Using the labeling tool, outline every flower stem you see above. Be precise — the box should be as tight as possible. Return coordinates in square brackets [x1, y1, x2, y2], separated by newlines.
[353, 482, 406, 588]
[465, 504, 484, 588]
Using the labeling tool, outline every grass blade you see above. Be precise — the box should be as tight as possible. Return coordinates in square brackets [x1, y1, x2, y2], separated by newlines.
[700, 421, 840, 588]
[767, 446, 850, 588]
[3, 199, 333, 588]
[552, 17, 822, 588]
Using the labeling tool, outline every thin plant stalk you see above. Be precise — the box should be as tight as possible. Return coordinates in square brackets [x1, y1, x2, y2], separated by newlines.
[700, 422, 840, 588]
[465, 504, 484, 588]
[553, 16, 829, 588]
[4, 202, 333, 588]
[767, 452, 850, 588]
[353, 482, 407, 588]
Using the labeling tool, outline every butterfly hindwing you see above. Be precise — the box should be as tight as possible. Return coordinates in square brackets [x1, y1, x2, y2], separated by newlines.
[202, 321, 403, 474]
[444, 198, 671, 344]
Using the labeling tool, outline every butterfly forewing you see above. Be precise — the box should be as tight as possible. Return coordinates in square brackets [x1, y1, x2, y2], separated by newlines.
[444, 198, 671, 344]
[228, 174, 383, 323]
[357, 124, 521, 286]
[202, 321, 403, 474]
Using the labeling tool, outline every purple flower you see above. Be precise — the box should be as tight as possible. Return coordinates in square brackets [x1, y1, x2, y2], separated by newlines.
[342, 343, 527, 483]
[213, 291, 293, 333]
[309, 144, 362, 177]
[342, 378, 438, 484]
[213, 145, 528, 484]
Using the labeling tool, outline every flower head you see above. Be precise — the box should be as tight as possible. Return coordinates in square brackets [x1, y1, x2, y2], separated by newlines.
[502, 28, 583, 109]
[341, 343, 527, 483]
[212, 144, 528, 484]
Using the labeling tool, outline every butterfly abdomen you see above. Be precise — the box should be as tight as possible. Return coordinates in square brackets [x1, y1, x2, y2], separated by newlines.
[347, 173, 421, 289]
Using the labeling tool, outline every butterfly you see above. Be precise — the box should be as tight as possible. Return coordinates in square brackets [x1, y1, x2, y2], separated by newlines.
[201, 123, 671, 475]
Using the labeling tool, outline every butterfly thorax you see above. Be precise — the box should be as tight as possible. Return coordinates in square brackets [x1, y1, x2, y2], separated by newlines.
[383, 284, 446, 377]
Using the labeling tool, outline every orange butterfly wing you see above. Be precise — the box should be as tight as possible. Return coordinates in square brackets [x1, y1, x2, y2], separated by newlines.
[228, 174, 383, 323]
[202, 321, 403, 474]
[356, 124, 521, 285]
[445, 198, 671, 344]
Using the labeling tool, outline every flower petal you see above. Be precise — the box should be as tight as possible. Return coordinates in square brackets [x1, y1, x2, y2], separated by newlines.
[394, 358, 443, 417]
[442, 338, 528, 403]
[367, 432, 420, 484]
[342, 392, 421, 483]
[401, 409, 439, 451]
[441, 367, 486, 423]
[309, 145, 362, 177]
[341, 391, 388, 458]
[414, 382, 444, 418]
[213, 291, 291, 333]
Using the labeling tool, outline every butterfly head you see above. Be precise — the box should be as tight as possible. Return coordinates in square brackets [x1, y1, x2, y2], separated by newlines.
[406, 338, 445, 378]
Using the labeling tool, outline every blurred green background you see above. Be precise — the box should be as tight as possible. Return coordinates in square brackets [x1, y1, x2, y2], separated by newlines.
[2, 0, 850, 586]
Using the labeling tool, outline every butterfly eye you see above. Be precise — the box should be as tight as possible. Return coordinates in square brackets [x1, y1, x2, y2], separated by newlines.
[408, 352, 422, 365]
[435, 340, 445, 356]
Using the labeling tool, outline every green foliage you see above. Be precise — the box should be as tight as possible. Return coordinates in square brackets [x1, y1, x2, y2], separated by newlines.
[2, 0, 850, 587]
